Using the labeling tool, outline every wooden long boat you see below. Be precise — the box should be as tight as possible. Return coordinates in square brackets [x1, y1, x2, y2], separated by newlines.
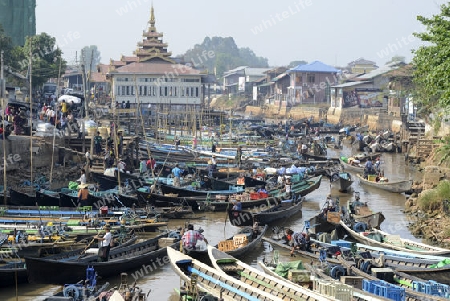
[263, 237, 436, 301]
[308, 210, 342, 235]
[36, 190, 60, 206]
[8, 188, 36, 207]
[159, 182, 244, 198]
[340, 221, 450, 256]
[167, 246, 285, 301]
[257, 260, 382, 301]
[0, 261, 28, 288]
[136, 189, 207, 210]
[339, 158, 365, 173]
[214, 225, 268, 258]
[228, 197, 304, 227]
[207, 245, 332, 301]
[337, 257, 446, 301]
[331, 172, 353, 192]
[25, 233, 176, 284]
[312, 239, 450, 285]
[356, 174, 412, 193]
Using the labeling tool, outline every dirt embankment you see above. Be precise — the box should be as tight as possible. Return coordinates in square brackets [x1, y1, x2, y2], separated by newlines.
[405, 146, 450, 247]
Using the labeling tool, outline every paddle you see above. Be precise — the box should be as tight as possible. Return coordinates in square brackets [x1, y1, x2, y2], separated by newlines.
[77, 237, 96, 259]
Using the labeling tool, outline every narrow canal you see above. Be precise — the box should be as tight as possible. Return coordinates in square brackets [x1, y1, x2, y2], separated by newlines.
[2, 148, 423, 300]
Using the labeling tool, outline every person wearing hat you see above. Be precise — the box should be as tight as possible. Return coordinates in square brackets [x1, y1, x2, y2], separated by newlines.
[201, 175, 212, 190]
[232, 198, 242, 211]
[95, 224, 112, 262]
[78, 183, 89, 207]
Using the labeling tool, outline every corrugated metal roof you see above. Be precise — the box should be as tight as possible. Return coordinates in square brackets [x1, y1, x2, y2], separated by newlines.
[331, 81, 371, 88]
[353, 62, 404, 80]
[271, 73, 288, 82]
[289, 61, 339, 73]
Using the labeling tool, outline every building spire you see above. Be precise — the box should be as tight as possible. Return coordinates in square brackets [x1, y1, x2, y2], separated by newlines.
[149, 4, 155, 30]
[135, 4, 174, 63]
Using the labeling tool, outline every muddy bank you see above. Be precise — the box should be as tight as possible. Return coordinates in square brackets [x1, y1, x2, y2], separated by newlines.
[405, 165, 450, 247]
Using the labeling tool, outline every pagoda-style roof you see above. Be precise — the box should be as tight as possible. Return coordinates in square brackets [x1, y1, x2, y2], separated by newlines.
[134, 5, 174, 63]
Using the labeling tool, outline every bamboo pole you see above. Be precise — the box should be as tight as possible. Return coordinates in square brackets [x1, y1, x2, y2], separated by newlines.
[50, 56, 62, 185]
[29, 37, 33, 185]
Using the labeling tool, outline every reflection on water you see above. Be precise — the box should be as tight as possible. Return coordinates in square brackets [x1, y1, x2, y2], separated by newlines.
[1, 150, 424, 300]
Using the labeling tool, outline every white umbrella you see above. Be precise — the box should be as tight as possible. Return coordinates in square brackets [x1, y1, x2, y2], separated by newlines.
[58, 95, 81, 104]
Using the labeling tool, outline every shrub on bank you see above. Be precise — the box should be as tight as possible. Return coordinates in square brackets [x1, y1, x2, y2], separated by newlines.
[418, 180, 450, 211]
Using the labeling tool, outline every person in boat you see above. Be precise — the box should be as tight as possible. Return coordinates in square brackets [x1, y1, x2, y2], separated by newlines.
[252, 222, 260, 239]
[95, 224, 112, 262]
[181, 224, 208, 253]
[364, 158, 375, 178]
[211, 141, 217, 153]
[284, 177, 292, 198]
[139, 158, 147, 176]
[374, 157, 381, 175]
[211, 155, 217, 170]
[322, 194, 336, 215]
[172, 164, 182, 187]
[200, 175, 212, 190]
[231, 199, 242, 211]
[78, 183, 90, 207]
[348, 157, 361, 166]
[174, 136, 180, 150]
[257, 186, 267, 194]
[286, 229, 311, 255]
[237, 174, 245, 186]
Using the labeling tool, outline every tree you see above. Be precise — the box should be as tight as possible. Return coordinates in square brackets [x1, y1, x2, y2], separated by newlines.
[288, 60, 308, 68]
[21, 33, 67, 89]
[386, 56, 406, 64]
[182, 36, 269, 77]
[80, 45, 101, 72]
[412, 3, 450, 112]
[0, 23, 23, 71]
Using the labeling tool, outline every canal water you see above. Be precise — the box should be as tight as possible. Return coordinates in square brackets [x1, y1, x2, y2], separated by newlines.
[1, 145, 422, 300]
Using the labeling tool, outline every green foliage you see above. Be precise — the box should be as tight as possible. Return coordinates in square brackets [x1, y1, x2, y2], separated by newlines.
[80, 45, 101, 72]
[418, 180, 450, 211]
[436, 136, 450, 165]
[288, 60, 308, 68]
[418, 189, 440, 211]
[183, 37, 268, 77]
[387, 56, 406, 64]
[412, 3, 450, 112]
[0, 23, 22, 70]
[21, 33, 67, 89]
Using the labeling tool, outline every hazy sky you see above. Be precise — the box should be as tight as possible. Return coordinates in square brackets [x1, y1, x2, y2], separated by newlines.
[35, 0, 446, 68]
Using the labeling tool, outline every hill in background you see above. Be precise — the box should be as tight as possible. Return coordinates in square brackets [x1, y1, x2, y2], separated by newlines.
[181, 36, 269, 77]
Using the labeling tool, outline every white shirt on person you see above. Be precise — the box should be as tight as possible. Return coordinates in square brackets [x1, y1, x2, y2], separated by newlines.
[101, 232, 112, 247]
[78, 174, 86, 185]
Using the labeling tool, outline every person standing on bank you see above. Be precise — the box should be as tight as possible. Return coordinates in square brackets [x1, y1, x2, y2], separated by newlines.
[95, 224, 112, 262]
[94, 131, 103, 156]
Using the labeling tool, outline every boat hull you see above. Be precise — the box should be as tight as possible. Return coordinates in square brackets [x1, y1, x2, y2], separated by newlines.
[0, 263, 28, 287]
[228, 197, 303, 227]
[25, 234, 174, 284]
[356, 174, 412, 193]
